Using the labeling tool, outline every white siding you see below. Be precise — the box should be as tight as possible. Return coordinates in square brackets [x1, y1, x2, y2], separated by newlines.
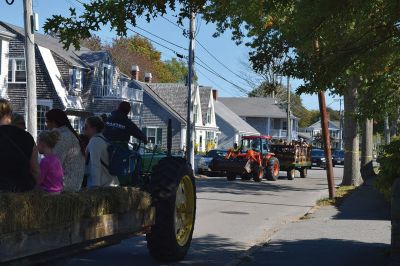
[0, 40, 9, 98]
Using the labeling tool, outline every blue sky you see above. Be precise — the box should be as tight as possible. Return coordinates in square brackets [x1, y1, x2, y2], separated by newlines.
[0, 0, 341, 111]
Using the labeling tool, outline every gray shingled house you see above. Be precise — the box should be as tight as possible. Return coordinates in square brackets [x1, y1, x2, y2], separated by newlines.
[138, 80, 219, 153]
[219, 97, 298, 140]
[0, 21, 142, 133]
[214, 100, 260, 149]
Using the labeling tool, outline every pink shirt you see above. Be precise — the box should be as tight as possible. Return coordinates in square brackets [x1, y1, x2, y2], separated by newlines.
[39, 154, 64, 193]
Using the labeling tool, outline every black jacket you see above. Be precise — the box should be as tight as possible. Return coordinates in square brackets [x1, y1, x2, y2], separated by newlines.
[103, 110, 147, 143]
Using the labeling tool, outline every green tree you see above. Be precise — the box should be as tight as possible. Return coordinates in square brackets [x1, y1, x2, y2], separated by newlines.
[164, 58, 190, 84]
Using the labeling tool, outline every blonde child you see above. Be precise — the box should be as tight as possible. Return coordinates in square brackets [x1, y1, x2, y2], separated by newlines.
[37, 131, 64, 193]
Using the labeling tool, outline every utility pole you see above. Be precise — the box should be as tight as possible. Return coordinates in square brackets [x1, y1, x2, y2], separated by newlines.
[287, 76, 291, 142]
[23, 0, 37, 139]
[186, 11, 195, 169]
[314, 39, 335, 199]
[339, 98, 343, 150]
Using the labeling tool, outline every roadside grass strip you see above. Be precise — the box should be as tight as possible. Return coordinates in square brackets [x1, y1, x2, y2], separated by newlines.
[317, 185, 357, 207]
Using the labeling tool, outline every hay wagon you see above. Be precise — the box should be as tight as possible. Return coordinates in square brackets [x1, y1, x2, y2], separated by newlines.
[270, 144, 312, 180]
[0, 123, 196, 265]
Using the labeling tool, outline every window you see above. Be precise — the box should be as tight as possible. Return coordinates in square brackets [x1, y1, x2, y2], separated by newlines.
[8, 58, 26, 83]
[37, 105, 50, 132]
[69, 68, 83, 91]
[206, 131, 214, 140]
[193, 104, 198, 124]
[206, 108, 212, 124]
[282, 121, 287, 130]
[103, 64, 113, 89]
[68, 116, 81, 133]
[143, 127, 162, 145]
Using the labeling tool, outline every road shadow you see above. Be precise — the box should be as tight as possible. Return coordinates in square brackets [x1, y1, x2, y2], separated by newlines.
[333, 182, 390, 221]
[54, 234, 245, 266]
[196, 177, 331, 197]
[244, 238, 389, 266]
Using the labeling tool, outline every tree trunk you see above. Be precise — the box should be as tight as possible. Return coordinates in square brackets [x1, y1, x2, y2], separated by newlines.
[360, 118, 375, 180]
[342, 78, 363, 186]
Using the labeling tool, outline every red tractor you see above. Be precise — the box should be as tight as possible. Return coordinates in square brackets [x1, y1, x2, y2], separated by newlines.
[210, 136, 280, 182]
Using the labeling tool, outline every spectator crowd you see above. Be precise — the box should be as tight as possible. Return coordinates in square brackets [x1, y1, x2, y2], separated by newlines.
[0, 99, 147, 193]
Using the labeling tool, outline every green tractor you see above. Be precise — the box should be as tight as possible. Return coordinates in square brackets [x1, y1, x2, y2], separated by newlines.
[0, 120, 196, 265]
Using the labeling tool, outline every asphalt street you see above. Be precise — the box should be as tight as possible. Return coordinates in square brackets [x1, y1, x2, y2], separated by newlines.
[60, 166, 344, 266]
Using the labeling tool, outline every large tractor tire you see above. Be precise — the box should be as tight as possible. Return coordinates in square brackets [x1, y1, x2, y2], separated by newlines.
[300, 168, 308, 178]
[252, 165, 264, 182]
[265, 157, 280, 181]
[146, 157, 196, 262]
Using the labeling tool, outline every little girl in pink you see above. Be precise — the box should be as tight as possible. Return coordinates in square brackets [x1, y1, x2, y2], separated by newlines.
[37, 131, 64, 193]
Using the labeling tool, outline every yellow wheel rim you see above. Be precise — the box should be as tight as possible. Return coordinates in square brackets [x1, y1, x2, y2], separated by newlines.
[175, 175, 195, 247]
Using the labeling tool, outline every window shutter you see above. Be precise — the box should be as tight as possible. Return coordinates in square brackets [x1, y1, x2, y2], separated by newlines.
[142, 127, 147, 139]
[156, 128, 163, 145]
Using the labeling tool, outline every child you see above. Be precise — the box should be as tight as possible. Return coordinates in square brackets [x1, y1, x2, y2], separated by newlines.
[37, 131, 64, 193]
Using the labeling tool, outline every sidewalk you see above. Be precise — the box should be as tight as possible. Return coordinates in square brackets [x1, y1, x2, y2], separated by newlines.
[239, 179, 391, 266]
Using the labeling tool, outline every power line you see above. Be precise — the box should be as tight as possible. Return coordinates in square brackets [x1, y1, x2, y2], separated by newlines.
[196, 68, 236, 97]
[70, 0, 247, 95]
[127, 27, 185, 58]
[196, 40, 251, 85]
[196, 61, 248, 95]
[160, 16, 186, 32]
[134, 25, 188, 51]
[195, 56, 249, 94]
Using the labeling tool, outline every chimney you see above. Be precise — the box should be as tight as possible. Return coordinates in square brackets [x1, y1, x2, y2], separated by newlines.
[131, 65, 139, 80]
[212, 89, 218, 101]
[144, 72, 153, 83]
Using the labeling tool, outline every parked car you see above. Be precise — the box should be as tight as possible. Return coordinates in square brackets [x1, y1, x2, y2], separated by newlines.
[333, 150, 344, 165]
[198, 149, 228, 176]
[311, 149, 326, 169]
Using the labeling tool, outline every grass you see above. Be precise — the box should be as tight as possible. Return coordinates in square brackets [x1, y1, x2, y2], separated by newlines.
[316, 185, 357, 207]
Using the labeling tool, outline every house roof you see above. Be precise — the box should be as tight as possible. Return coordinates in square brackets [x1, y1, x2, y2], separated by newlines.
[0, 21, 89, 69]
[135, 81, 186, 124]
[214, 100, 259, 134]
[219, 97, 297, 119]
[75, 50, 109, 66]
[199, 86, 212, 124]
[0, 24, 15, 40]
[145, 83, 190, 120]
[303, 120, 341, 131]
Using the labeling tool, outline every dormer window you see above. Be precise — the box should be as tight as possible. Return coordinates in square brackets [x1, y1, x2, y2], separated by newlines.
[206, 107, 212, 124]
[103, 64, 113, 90]
[193, 104, 198, 124]
[69, 67, 83, 91]
[8, 58, 26, 83]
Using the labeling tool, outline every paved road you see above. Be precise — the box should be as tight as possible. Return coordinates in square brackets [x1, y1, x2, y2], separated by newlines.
[61, 166, 343, 266]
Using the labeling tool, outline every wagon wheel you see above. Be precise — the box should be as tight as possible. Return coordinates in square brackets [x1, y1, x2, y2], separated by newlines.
[147, 157, 196, 262]
[300, 168, 308, 178]
[287, 169, 295, 180]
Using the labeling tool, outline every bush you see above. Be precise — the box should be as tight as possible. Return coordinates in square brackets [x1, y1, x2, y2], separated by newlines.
[375, 137, 400, 200]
